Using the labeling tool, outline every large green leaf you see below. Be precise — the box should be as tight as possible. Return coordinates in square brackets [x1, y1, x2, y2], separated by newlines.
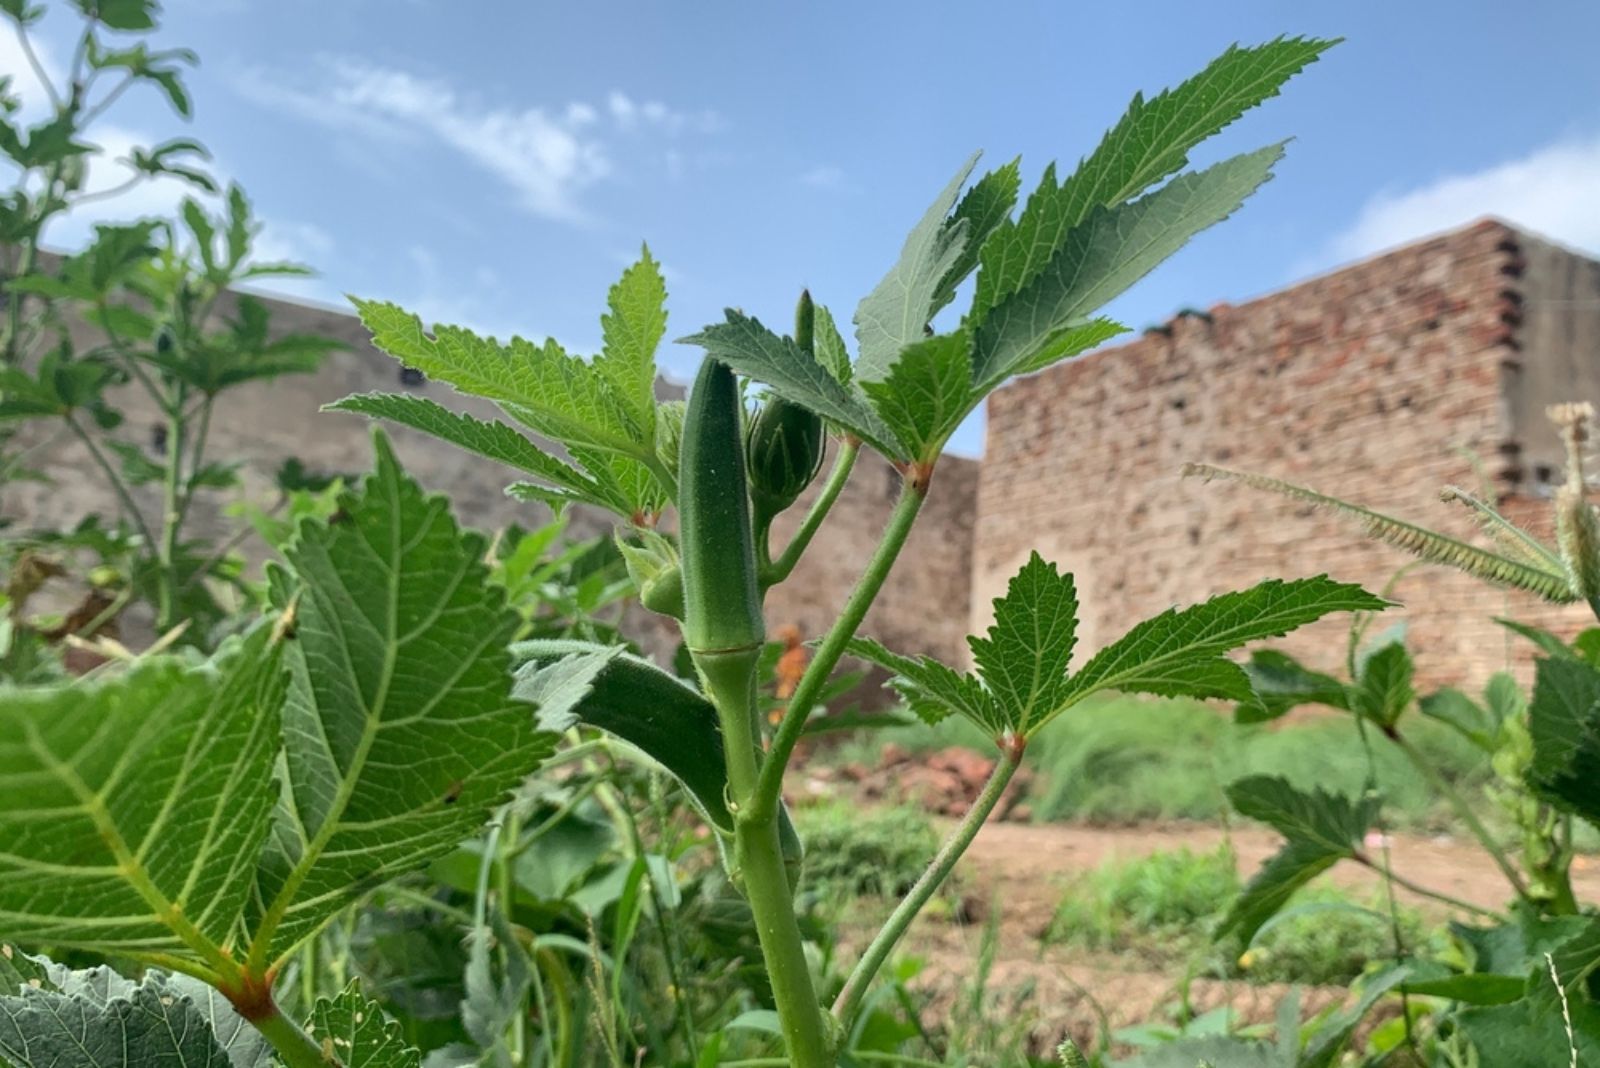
[971, 144, 1284, 390]
[679, 311, 904, 459]
[852, 153, 978, 384]
[353, 299, 649, 462]
[249, 430, 556, 966]
[973, 37, 1335, 323]
[0, 629, 283, 958]
[1527, 655, 1600, 825]
[1351, 638, 1415, 728]
[1215, 776, 1379, 945]
[1457, 920, 1600, 1066]
[854, 569, 1376, 744]
[303, 984, 421, 1068]
[0, 965, 269, 1068]
[325, 392, 657, 519]
[1060, 576, 1385, 708]
[929, 159, 1021, 317]
[859, 330, 975, 461]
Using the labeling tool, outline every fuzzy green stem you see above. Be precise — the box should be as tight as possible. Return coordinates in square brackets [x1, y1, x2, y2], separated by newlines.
[709, 650, 833, 1068]
[1390, 729, 1530, 900]
[833, 745, 1021, 1030]
[753, 479, 926, 822]
[763, 438, 860, 587]
[1351, 852, 1504, 920]
[250, 1003, 328, 1068]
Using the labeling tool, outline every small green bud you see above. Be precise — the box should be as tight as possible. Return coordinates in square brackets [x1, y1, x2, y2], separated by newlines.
[746, 396, 825, 522]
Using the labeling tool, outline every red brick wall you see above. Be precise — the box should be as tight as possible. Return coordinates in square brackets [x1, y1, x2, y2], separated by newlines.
[973, 220, 1595, 692]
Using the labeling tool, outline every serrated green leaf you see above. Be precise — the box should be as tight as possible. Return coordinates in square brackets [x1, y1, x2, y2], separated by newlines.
[973, 37, 1334, 325]
[1009, 316, 1127, 377]
[249, 431, 556, 966]
[0, 947, 51, 995]
[1352, 639, 1414, 727]
[0, 968, 264, 1068]
[972, 145, 1284, 390]
[303, 984, 421, 1067]
[1237, 648, 1350, 723]
[0, 629, 283, 958]
[353, 299, 649, 464]
[680, 310, 904, 459]
[597, 247, 667, 432]
[966, 552, 1078, 736]
[853, 152, 978, 384]
[1215, 776, 1379, 945]
[326, 392, 654, 518]
[1527, 655, 1600, 825]
[1419, 687, 1498, 751]
[931, 159, 1021, 317]
[812, 302, 852, 386]
[859, 330, 974, 461]
[845, 636, 1002, 734]
[1061, 576, 1385, 710]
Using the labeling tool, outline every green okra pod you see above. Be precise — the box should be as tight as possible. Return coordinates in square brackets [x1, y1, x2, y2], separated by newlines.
[680, 357, 765, 662]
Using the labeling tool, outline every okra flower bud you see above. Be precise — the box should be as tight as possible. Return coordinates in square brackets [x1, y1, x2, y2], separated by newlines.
[745, 291, 825, 524]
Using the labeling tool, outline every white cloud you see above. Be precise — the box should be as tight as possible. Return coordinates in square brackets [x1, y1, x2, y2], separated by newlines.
[1321, 134, 1600, 267]
[233, 60, 721, 224]
[799, 164, 849, 191]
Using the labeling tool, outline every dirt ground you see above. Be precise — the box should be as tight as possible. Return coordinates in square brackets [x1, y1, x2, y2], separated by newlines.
[863, 820, 1600, 1057]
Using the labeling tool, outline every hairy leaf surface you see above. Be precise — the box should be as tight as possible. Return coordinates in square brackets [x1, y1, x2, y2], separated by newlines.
[852, 153, 977, 383]
[860, 331, 975, 461]
[972, 145, 1284, 389]
[596, 247, 668, 431]
[680, 311, 903, 459]
[965, 552, 1078, 735]
[1527, 655, 1600, 825]
[1060, 576, 1385, 707]
[0, 630, 283, 957]
[251, 431, 555, 965]
[1216, 776, 1379, 944]
[303, 984, 421, 1067]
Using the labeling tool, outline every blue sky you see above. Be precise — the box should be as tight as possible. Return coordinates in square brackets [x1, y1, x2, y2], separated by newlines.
[10, 0, 1600, 455]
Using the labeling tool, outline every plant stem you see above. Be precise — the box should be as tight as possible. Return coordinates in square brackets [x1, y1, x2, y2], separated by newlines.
[833, 745, 1021, 1030]
[1389, 729, 1530, 900]
[156, 383, 187, 631]
[64, 413, 158, 549]
[753, 480, 927, 821]
[1351, 852, 1503, 920]
[711, 653, 833, 1068]
[250, 1003, 328, 1068]
[763, 438, 860, 587]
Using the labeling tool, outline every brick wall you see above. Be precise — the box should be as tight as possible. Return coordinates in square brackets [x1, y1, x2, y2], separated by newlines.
[974, 220, 1598, 692]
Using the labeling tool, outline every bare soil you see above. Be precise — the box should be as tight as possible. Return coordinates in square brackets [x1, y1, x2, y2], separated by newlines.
[856, 819, 1600, 1057]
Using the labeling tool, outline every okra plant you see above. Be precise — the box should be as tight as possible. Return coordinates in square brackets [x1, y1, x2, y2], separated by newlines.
[0, 33, 1385, 1068]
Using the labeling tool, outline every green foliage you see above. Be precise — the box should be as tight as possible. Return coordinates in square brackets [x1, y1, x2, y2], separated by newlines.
[792, 801, 940, 901]
[851, 559, 1380, 744]
[1527, 654, 1600, 826]
[1215, 777, 1379, 945]
[304, 984, 423, 1067]
[337, 249, 675, 523]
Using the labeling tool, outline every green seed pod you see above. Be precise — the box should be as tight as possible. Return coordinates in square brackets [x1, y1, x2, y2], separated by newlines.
[1557, 485, 1600, 609]
[640, 564, 685, 619]
[680, 357, 764, 661]
[746, 396, 825, 522]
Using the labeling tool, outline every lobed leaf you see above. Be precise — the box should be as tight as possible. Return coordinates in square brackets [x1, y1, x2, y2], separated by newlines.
[929, 158, 1021, 318]
[971, 145, 1284, 390]
[845, 636, 1002, 733]
[852, 153, 978, 384]
[597, 246, 668, 431]
[965, 552, 1079, 736]
[1059, 575, 1386, 709]
[811, 302, 853, 386]
[680, 310, 905, 459]
[859, 330, 975, 461]
[973, 36, 1335, 323]
[1216, 776, 1379, 944]
[249, 429, 556, 966]
[0, 629, 283, 958]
